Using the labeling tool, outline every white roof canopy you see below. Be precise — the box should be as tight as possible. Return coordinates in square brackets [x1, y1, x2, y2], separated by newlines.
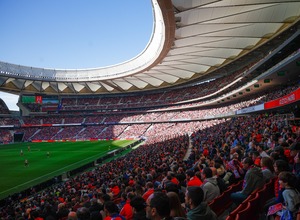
[1, 0, 300, 95]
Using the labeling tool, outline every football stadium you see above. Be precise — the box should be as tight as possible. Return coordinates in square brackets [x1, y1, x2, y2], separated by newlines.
[1, 0, 300, 219]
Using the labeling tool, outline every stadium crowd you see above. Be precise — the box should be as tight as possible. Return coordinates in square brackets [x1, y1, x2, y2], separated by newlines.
[0, 82, 298, 144]
[0, 53, 299, 218]
[0, 5, 300, 219]
[0, 110, 300, 220]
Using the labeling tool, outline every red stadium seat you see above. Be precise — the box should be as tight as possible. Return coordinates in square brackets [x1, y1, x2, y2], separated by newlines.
[225, 202, 248, 220]
[235, 193, 260, 220]
[265, 177, 276, 200]
[247, 192, 260, 219]
[234, 202, 251, 220]
[256, 184, 267, 212]
[231, 180, 243, 193]
[208, 192, 226, 216]
[222, 186, 234, 210]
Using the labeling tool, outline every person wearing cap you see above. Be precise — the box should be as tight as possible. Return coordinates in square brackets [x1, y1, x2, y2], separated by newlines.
[186, 170, 203, 187]
[185, 186, 217, 220]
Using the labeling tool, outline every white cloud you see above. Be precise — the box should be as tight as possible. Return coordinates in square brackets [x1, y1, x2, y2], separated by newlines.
[0, 92, 19, 111]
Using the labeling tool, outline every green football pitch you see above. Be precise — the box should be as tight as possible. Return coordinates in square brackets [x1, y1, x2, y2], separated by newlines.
[0, 140, 136, 200]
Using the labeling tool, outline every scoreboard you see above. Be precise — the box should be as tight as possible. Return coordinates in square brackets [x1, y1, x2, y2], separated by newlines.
[21, 95, 42, 104]
[21, 95, 59, 104]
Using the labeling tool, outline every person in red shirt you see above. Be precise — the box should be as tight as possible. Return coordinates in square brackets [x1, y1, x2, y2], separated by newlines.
[104, 201, 125, 220]
[120, 192, 135, 220]
[110, 182, 120, 197]
[128, 176, 135, 187]
[142, 182, 155, 201]
[252, 151, 261, 167]
[186, 170, 203, 187]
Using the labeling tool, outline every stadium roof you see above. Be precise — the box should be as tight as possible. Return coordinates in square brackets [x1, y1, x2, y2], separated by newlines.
[0, 0, 300, 95]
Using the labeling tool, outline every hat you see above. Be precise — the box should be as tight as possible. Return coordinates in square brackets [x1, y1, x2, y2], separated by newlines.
[290, 142, 300, 151]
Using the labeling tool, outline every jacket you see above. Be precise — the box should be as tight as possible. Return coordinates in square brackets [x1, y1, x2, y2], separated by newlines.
[241, 166, 264, 196]
[283, 188, 300, 213]
[201, 177, 220, 202]
[187, 202, 217, 220]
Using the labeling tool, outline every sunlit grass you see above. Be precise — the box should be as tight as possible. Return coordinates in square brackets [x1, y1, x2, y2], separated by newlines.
[0, 140, 135, 200]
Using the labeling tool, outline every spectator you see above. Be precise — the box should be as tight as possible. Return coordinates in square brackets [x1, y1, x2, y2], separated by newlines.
[251, 151, 261, 167]
[211, 166, 228, 194]
[201, 167, 220, 202]
[110, 182, 121, 197]
[186, 170, 202, 187]
[106, 188, 114, 199]
[277, 171, 300, 219]
[260, 156, 275, 183]
[274, 146, 289, 163]
[185, 186, 217, 220]
[89, 198, 103, 220]
[119, 192, 135, 220]
[256, 143, 269, 158]
[76, 207, 91, 220]
[142, 182, 154, 201]
[215, 162, 232, 187]
[167, 191, 186, 219]
[104, 201, 125, 220]
[146, 192, 172, 220]
[176, 167, 187, 187]
[81, 194, 91, 208]
[30, 210, 43, 220]
[130, 196, 147, 220]
[128, 176, 136, 187]
[56, 203, 69, 220]
[264, 159, 290, 215]
[231, 157, 264, 205]
[226, 153, 244, 182]
[67, 211, 78, 220]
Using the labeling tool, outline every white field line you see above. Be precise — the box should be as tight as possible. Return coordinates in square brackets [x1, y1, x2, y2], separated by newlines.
[1, 141, 134, 196]
[0, 152, 105, 196]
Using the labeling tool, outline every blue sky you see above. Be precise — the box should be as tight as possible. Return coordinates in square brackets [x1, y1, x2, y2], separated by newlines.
[0, 0, 153, 110]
